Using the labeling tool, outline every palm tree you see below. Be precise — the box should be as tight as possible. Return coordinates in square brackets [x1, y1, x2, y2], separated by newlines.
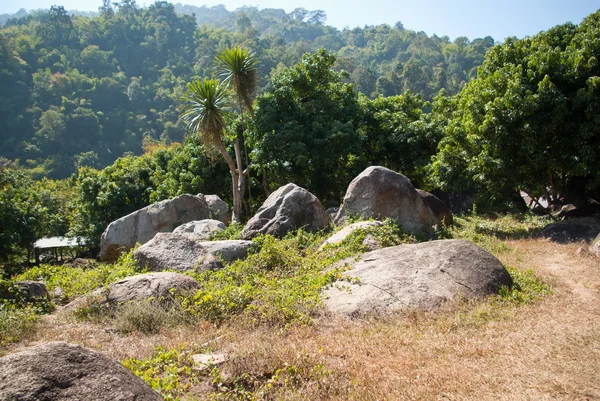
[215, 47, 260, 210]
[215, 46, 258, 115]
[180, 79, 243, 223]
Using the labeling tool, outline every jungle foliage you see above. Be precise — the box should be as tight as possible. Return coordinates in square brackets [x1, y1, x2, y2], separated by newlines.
[0, 2, 493, 179]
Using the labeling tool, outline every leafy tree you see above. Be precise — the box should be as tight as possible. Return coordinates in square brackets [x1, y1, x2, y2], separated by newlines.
[432, 12, 600, 207]
[251, 49, 364, 203]
[359, 92, 443, 188]
[215, 46, 259, 208]
[180, 79, 246, 222]
[0, 167, 71, 269]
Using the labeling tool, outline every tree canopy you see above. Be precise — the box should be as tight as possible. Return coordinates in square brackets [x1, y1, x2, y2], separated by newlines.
[431, 11, 600, 205]
[0, 2, 494, 178]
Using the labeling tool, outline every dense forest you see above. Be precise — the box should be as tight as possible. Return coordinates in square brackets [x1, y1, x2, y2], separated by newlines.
[1, 3, 599, 270]
[0, 2, 493, 179]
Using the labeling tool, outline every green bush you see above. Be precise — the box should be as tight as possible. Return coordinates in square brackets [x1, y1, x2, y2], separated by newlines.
[0, 306, 41, 346]
[123, 346, 202, 400]
[15, 250, 145, 302]
[182, 222, 420, 326]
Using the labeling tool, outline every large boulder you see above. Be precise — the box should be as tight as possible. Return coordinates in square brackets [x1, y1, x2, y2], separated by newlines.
[241, 183, 328, 239]
[319, 221, 383, 251]
[0, 341, 162, 401]
[173, 219, 226, 241]
[205, 194, 230, 225]
[334, 166, 440, 236]
[134, 233, 252, 272]
[65, 272, 200, 310]
[324, 239, 512, 317]
[99, 194, 221, 261]
[417, 189, 453, 226]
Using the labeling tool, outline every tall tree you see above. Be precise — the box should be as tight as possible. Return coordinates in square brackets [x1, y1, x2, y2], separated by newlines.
[180, 79, 244, 223]
[215, 46, 259, 205]
[251, 49, 363, 203]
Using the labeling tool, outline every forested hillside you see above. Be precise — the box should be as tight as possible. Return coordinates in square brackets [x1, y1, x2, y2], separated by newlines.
[0, 1, 493, 178]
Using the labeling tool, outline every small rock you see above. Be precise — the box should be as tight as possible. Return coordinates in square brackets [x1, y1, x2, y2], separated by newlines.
[191, 352, 228, 371]
[325, 207, 340, 219]
[52, 286, 69, 305]
[15, 280, 49, 302]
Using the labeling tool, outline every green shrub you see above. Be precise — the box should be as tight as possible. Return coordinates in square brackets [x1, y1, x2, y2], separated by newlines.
[113, 300, 171, 334]
[211, 222, 244, 240]
[71, 292, 113, 322]
[15, 250, 145, 302]
[498, 266, 552, 305]
[0, 306, 41, 346]
[123, 345, 202, 400]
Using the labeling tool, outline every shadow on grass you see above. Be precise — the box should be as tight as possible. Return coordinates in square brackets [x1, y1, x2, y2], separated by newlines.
[450, 213, 550, 241]
[451, 212, 600, 244]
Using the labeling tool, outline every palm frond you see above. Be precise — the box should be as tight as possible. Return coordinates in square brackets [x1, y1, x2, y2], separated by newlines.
[179, 79, 230, 148]
[215, 46, 259, 113]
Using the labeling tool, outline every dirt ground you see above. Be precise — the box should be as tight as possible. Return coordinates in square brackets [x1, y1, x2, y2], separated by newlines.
[5, 235, 600, 400]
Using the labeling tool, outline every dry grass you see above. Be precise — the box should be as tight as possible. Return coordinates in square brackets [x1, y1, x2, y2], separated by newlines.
[3, 234, 600, 400]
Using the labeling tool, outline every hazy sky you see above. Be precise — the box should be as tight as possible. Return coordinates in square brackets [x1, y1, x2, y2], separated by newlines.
[1, 0, 598, 41]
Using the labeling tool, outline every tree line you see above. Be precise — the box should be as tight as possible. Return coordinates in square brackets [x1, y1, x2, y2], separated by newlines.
[0, 1, 494, 179]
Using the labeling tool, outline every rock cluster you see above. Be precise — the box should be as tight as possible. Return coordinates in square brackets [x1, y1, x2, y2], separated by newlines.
[99, 194, 229, 261]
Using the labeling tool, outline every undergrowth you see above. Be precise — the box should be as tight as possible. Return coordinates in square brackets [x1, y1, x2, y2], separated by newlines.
[0, 305, 43, 346]
[445, 213, 551, 253]
[14, 250, 145, 302]
[181, 220, 419, 326]
[123, 345, 203, 400]
[123, 343, 350, 401]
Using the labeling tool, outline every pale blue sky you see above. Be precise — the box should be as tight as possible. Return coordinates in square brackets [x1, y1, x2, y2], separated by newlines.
[2, 0, 599, 41]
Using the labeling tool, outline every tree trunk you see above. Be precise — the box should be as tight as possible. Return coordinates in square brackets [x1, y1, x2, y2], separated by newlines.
[214, 133, 242, 223]
[237, 91, 252, 216]
[262, 168, 271, 196]
[234, 139, 246, 219]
